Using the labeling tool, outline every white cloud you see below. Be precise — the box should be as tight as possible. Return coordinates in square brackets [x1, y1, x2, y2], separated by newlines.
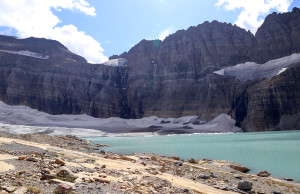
[0, 0, 108, 63]
[215, 0, 293, 34]
[158, 27, 174, 41]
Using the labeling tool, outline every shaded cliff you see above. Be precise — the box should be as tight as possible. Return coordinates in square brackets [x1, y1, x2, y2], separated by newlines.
[1, 8, 300, 131]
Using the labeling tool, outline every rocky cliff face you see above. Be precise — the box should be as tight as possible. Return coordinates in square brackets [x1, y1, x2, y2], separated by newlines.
[1, 8, 300, 132]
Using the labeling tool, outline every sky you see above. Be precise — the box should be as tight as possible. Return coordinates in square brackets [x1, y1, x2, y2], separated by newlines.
[0, 0, 299, 64]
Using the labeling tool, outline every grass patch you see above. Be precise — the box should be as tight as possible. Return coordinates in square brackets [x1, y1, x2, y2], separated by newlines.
[28, 186, 41, 193]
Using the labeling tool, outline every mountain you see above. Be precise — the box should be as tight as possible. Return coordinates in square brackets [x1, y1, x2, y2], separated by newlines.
[0, 8, 300, 132]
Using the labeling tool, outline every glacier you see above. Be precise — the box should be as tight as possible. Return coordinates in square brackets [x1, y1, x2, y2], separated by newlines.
[214, 53, 300, 82]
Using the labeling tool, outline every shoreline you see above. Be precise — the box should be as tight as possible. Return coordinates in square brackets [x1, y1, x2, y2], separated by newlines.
[0, 131, 299, 193]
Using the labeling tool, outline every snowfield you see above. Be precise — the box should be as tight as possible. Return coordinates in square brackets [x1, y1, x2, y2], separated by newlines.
[214, 53, 300, 82]
[0, 49, 49, 59]
[103, 58, 128, 67]
[0, 101, 241, 137]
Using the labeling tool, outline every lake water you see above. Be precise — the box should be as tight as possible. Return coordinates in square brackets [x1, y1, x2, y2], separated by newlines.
[84, 130, 300, 181]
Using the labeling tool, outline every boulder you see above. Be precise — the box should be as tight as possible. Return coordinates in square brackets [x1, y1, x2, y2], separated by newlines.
[257, 170, 271, 177]
[237, 180, 252, 191]
[54, 183, 75, 194]
[229, 164, 250, 173]
[56, 167, 77, 182]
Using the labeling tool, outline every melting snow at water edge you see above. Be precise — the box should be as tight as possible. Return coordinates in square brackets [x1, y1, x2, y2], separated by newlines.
[0, 101, 241, 137]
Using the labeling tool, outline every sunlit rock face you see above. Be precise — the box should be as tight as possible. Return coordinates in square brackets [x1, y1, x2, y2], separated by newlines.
[253, 7, 300, 63]
[0, 8, 300, 132]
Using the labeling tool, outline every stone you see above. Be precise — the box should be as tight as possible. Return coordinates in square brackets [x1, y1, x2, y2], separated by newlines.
[13, 187, 28, 194]
[233, 174, 242, 179]
[18, 156, 27, 160]
[210, 172, 217, 178]
[50, 179, 76, 190]
[188, 158, 197, 164]
[55, 183, 75, 194]
[197, 174, 210, 180]
[174, 162, 183, 166]
[150, 156, 157, 161]
[26, 157, 38, 162]
[257, 171, 271, 177]
[159, 166, 167, 173]
[41, 174, 55, 180]
[171, 156, 180, 160]
[55, 159, 66, 166]
[198, 159, 213, 165]
[237, 180, 252, 191]
[100, 150, 106, 155]
[120, 156, 132, 161]
[56, 167, 77, 181]
[95, 178, 111, 183]
[229, 164, 250, 173]
[1, 186, 16, 193]
[141, 162, 147, 166]
[41, 168, 51, 175]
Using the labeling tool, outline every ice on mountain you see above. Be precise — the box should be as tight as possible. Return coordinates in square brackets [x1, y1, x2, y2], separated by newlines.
[214, 53, 300, 82]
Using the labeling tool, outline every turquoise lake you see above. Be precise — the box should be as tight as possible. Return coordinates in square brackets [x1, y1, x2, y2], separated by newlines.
[84, 130, 300, 181]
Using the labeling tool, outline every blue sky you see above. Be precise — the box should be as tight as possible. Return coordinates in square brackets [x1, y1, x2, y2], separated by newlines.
[0, 0, 299, 63]
[54, 0, 240, 57]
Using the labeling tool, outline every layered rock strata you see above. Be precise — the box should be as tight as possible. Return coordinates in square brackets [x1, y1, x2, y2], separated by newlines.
[1, 8, 300, 131]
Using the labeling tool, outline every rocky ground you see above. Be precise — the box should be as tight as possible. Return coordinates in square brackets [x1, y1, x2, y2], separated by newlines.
[0, 132, 299, 194]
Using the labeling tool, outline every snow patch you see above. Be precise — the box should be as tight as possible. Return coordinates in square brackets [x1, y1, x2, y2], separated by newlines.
[0, 49, 49, 59]
[213, 53, 300, 82]
[277, 67, 287, 75]
[103, 58, 127, 67]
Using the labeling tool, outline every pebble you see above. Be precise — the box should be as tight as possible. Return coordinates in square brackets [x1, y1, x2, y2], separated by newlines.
[26, 157, 38, 162]
[18, 156, 27, 160]
[174, 162, 183, 166]
[55, 159, 66, 166]
[234, 174, 242, 179]
[257, 171, 271, 177]
[197, 174, 210, 180]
